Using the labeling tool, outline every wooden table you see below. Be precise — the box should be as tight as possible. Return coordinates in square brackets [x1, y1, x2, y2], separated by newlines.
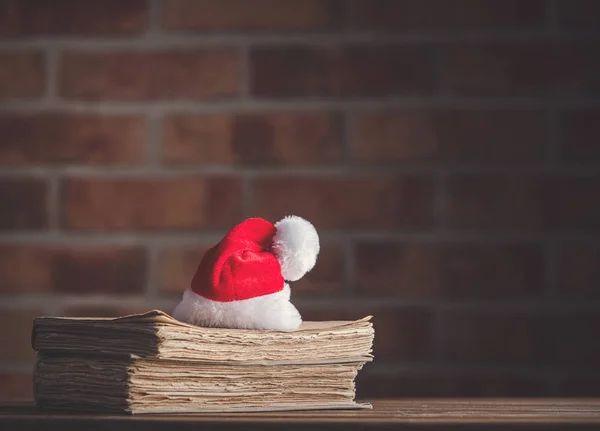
[2, 399, 600, 430]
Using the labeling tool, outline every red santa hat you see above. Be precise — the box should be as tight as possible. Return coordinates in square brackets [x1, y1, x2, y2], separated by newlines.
[172, 215, 319, 330]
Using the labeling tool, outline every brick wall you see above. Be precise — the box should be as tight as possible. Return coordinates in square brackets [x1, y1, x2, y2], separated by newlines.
[1, 0, 599, 401]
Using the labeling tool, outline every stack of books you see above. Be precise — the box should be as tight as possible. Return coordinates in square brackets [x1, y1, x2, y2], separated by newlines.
[31, 310, 374, 413]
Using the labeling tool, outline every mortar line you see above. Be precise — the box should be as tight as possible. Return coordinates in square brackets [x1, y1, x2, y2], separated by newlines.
[544, 238, 559, 298]
[433, 172, 448, 230]
[1, 31, 597, 50]
[2, 293, 600, 313]
[341, 110, 353, 164]
[1, 229, 599, 245]
[147, 0, 161, 35]
[0, 295, 178, 311]
[425, 305, 439, 362]
[546, 103, 561, 169]
[146, 112, 163, 166]
[44, 302, 62, 316]
[241, 173, 254, 220]
[145, 244, 160, 298]
[46, 174, 61, 234]
[545, 0, 559, 33]
[3, 163, 600, 177]
[343, 237, 356, 296]
[2, 97, 600, 114]
[543, 72, 561, 298]
[44, 46, 59, 101]
[294, 298, 600, 313]
[239, 43, 251, 100]
[432, 41, 446, 98]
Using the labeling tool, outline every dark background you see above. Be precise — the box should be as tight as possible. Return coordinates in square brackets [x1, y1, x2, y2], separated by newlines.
[0, 0, 599, 400]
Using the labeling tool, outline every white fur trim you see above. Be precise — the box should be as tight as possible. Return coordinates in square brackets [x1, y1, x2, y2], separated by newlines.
[272, 215, 320, 282]
[171, 284, 302, 330]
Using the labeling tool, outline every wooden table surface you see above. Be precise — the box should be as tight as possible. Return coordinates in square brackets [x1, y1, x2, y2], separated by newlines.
[2, 399, 600, 430]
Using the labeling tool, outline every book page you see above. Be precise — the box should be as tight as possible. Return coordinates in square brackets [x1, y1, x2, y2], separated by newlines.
[34, 309, 373, 332]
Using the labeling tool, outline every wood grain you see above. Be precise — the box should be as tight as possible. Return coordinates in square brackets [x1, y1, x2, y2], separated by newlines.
[1, 399, 600, 430]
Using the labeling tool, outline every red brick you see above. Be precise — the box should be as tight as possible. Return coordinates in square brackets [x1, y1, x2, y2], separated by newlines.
[560, 109, 600, 163]
[548, 176, 600, 231]
[349, 0, 546, 32]
[163, 112, 342, 165]
[0, 309, 41, 362]
[293, 243, 344, 295]
[439, 311, 542, 365]
[60, 49, 239, 101]
[159, 242, 344, 296]
[0, 245, 146, 294]
[159, 245, 208, 294]
[557, 0, 600, 30]
[0, 0, 147, 36]
[356, 371, 547, 397]
[0, 372, 33, 401]
[355, 242, 544, 298]
[441, 44, 544, 97]
[559, 377, 600, 396]
[300, 306, 433, 362]
[541, 312, 600, 366]
[250, 45, 434, 98]
[162, 0, 341, 31]
[371, 310, 433, 362]
[0, 51, 44, 99]
[0, 114, 145, 166]
[446, 174, 600, 231]
[444, 174, 544, 230]
[440, 42, 600, 97]
[62, 177, 243, 230]
[353, 109, 546, 163]
[556, 244, 600, 298]
[555, 42, 600, 97]
[250, 175, 434, 229]
[0, 178, 47, 230]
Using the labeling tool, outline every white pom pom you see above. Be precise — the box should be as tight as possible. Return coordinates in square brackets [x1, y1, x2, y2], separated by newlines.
[272, 215, 320, 282]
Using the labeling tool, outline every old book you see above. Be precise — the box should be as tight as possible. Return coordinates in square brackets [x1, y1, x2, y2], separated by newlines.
[32, 310, 374, 365]
[32, 310, 374, 414]
[34, 355, 369, 413]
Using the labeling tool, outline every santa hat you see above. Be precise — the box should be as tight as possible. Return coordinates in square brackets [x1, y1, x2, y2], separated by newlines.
[172, 215, 319, 331]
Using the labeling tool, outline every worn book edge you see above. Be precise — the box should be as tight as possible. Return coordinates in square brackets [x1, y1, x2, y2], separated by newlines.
[32, 309, 373, 351]
[33, 309, 372, 330]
